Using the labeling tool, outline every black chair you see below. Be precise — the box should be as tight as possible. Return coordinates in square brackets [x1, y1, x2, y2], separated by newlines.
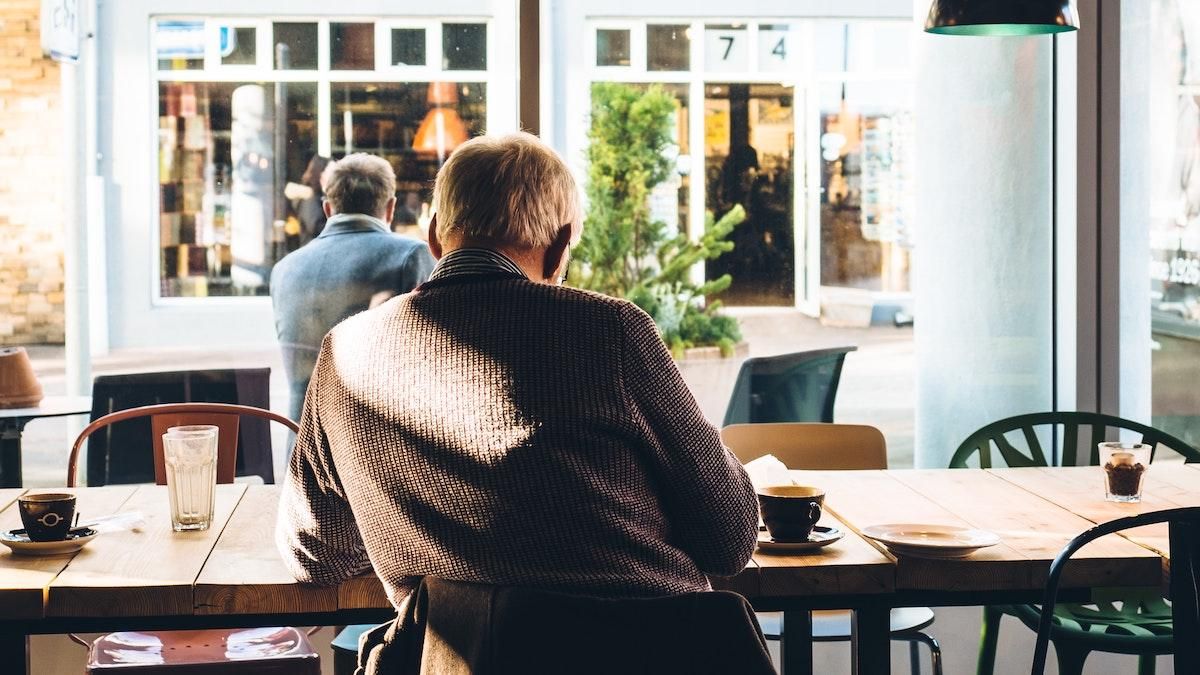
[1031, 507, 1200, 675]
[355, 578, 777, 675]
[87, 368, 275, 485]
[723, 346, 856, 426]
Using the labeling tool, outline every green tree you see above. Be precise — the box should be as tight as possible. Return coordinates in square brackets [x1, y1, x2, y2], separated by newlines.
[571, 82, 744, 357]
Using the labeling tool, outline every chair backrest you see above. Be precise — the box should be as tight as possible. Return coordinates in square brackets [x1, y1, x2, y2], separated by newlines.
[1031, 507, 1200, 675]
[88, 369, 275, 485]
[370, 577, 776, 674]
[721, 423, 887, 470]
[722, 346, 857, 427]
[950, 411, 1200, 469]
[67, 403, 299, 488]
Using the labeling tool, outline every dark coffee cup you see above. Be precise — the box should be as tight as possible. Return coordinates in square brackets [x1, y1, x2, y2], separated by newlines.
[18, 493, 76, 542]
[757, 486, 824, 542]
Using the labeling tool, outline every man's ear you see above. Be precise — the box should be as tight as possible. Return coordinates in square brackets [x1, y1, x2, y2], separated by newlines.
[427, 215, 443, 259]
[383, 196, 397, 225]
[543, 225, 573, 283]
[322, 200, 334, 219]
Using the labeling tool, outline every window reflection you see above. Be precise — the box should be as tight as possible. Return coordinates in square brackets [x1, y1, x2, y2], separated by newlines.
[705, 83, 795, 306]
[273, 23, 319, 70]
[818, 81, 913, 292]
[443, 24, 487, 70]
[647, 24, 690, 72]
[330, 81, 486, 233]
[157, 82, 318, 297]
[597, 29, 631, 67]
[331, 22, 375, 70]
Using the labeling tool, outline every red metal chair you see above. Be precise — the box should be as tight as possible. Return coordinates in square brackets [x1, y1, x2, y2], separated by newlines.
[68, 403, 320, 674]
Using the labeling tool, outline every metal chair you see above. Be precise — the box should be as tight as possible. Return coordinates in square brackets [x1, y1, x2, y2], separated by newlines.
[722, 347, 857, 427]
[68, 402, 297, 487]
[1030, 507, 1200, 675]
[721, 423, 943, 675]
[88, 369, 277, 485]
[951, 411, 1199, 675]
[68, 402, 320, 674]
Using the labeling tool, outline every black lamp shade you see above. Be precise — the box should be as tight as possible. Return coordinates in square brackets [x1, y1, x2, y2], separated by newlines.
[925, 0, 1079, 36]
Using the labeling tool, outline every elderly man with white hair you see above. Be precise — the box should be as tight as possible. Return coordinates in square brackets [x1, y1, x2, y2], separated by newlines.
[275, 132, 759, 608]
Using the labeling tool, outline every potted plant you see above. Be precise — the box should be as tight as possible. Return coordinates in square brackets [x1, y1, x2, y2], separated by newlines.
[570, 82, 745, 359]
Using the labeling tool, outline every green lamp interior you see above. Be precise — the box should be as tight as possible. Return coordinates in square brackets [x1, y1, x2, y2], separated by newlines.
[926, 24, 1078, 36]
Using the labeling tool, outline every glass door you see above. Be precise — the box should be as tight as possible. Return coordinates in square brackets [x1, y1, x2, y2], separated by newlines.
[703, 82, 796, 306]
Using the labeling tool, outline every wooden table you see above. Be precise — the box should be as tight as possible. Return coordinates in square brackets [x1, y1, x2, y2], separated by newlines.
[0, 466, 1195, 675]
[0, 396, 92, 487]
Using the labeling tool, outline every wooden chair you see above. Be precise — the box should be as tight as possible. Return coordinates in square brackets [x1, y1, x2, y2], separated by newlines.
[67, 402, 319, 674]
[721, 423, 942, 675]
[1031, 507, 1200, 675]
[951, 411, 1198, 675]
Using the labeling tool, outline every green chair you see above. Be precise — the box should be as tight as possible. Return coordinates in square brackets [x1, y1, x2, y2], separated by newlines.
[949, 411, 1199, 675]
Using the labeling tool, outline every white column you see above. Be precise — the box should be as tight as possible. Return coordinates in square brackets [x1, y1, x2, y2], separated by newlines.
[912, 21, 1055, 467]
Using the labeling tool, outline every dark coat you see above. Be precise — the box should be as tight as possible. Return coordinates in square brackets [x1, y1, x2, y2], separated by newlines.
[355, 577, 776, 675]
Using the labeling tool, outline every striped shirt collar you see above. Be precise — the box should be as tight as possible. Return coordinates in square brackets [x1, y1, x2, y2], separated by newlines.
[428, 247, 528, 282]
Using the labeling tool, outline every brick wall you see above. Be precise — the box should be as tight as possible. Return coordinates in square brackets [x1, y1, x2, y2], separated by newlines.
[0, 0, 64, 344]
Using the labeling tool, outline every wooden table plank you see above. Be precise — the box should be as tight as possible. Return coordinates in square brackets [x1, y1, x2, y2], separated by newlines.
[0, 486, 136, 619]
[894, 469, 1159, 589]
[194, 485, 339, 615]
[992, 465, 1200, 561]
[47, 484, 246, 618]
[754, 510, 893, 598]
[793, 469, 1033, 592]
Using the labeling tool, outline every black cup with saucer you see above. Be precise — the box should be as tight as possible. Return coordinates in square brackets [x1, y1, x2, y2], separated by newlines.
[18, 492, 76, 542]
[756, 525, 845, 554]
[0, 527, 98, 556]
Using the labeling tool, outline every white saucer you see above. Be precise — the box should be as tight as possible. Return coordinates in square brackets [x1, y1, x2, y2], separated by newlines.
[756, 525, 844, 554]
[862, 523, 1000, 559]
[0, 528, 98, 556]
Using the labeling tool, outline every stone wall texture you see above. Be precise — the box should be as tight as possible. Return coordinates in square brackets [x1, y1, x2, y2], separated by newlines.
[0, 0, 64, 345]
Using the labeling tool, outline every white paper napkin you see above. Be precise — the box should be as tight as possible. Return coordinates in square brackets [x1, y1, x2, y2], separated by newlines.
[743, 454, 796, 492]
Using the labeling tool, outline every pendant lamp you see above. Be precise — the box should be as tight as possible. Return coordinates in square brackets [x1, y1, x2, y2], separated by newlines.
[925, 0, 1078, 36]
[413, 82, 469, 162]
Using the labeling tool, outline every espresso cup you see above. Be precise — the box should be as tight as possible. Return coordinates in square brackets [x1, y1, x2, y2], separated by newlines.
[18, 493, 76, 542]
[757, 486, 824, 542]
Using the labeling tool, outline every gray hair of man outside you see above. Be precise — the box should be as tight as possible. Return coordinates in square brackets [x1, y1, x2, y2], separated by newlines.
[432, 132, 582, 249]
[323, 153, 396, 217]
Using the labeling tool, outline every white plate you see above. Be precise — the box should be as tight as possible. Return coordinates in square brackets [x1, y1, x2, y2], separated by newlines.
[0, 528, 98, 556]
[861, 523, 1000, 559]
[756, 526, 844, 554]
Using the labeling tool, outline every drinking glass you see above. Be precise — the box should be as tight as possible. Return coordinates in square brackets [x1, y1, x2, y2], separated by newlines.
[163, 425, 218, 531]
[1099, 442, 1151, 503]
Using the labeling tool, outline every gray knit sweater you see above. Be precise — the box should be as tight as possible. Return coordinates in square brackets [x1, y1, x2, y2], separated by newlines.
[276, 272, 759, 606]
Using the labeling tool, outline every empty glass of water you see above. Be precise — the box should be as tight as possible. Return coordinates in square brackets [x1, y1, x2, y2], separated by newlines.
[163, 425, 218, 531]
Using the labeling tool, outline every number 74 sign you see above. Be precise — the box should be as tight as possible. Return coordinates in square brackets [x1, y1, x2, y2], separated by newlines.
[704, 26, 795, 73]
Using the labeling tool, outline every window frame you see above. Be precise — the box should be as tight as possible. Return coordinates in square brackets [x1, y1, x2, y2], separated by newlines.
[150, 14, 495, 305]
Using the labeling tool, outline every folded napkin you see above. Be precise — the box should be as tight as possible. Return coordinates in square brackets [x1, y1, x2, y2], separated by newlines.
[743, 454, 795, 492]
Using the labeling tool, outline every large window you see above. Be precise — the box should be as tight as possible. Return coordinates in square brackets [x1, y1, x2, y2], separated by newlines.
[586, 20, 912, 309]
[1147, 1, 1200, 448]
[153, 17, 489, 298]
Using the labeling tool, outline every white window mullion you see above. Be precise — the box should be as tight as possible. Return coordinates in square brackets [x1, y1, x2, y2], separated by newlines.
[317, 79, 332, 157]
